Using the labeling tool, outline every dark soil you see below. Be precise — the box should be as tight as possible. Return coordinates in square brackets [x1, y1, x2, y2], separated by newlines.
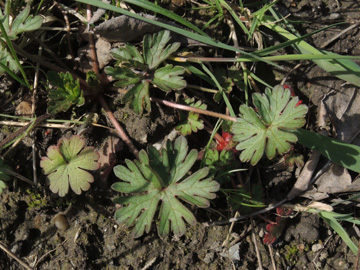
[0, 0, 360, 269]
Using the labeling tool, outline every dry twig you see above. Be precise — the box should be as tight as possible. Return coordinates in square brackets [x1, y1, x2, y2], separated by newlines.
[0, 241, 32, 270]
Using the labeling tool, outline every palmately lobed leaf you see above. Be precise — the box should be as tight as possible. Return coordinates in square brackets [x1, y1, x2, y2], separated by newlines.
[175, 98, 207, 136]
[107, 30, 183, 115]
[110, 44, 146, 70]
[112, 136, 219, 238]
[40, 135, 99, 197]
[143, 30, 180, 70]
[4, 5, 43, 40]
[105, 66, 142, 87]
[232, 85, 308, 165]
[153, 64, 186, 92]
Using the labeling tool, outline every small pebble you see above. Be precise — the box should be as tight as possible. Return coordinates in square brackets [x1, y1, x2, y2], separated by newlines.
[312, 243, 323, 252]
[54, 213, 69, 230]
[329, 13, 340, 20]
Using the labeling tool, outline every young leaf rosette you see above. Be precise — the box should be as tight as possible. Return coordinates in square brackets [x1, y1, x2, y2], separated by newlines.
[232, 85, 308, 165]
[40, 135, 100, 197]
[112, 136, 220, 238]
[105, 30, 186, 115]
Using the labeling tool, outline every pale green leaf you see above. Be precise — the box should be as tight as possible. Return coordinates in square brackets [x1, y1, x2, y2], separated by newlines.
[232, 85, 308, 165]
[1, 5, 42, 40]
[112, 136, 219, 238]
[8, 6, 42, 39]
[40, 135, 99, 197]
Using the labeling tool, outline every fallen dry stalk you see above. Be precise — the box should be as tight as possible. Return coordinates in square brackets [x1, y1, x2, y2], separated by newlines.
[0, 241, 32, 270]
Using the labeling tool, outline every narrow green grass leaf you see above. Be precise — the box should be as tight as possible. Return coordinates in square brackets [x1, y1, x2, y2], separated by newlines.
[75, 0, 275, 66]
[294, 129, 360, 173]
[265, 22, 360, 87]
[319, 212, 358, 254]
[123, 0, 208, 36]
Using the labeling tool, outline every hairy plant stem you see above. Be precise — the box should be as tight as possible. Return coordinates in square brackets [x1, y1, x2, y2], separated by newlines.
[86, 5, 139, 159]
[150, 97, 237, 122]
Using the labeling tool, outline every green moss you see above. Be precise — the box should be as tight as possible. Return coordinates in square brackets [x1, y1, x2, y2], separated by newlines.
[284, 244, 300, 265]
[25, 188, 48, 210]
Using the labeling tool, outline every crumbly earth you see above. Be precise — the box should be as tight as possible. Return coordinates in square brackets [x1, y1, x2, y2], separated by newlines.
[0, 0, 359, 269]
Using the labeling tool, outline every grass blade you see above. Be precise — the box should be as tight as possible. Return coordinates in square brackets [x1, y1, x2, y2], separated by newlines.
[319, 212, 358, 254]
[264, 21, 360, 87]
[294, 129, 360, 173]
[123, 0, 208, 36]
[75, 0, 276, 66]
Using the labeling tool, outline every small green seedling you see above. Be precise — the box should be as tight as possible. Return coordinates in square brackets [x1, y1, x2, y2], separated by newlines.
[204, 149, 237, 183]
[175, 97, 206, 135]
[0, 158, 10, 194]
[47, 72, 85, 115]
[112, 136, 219, 238]
[40, 135, 99, 197]
[105, 30, 186, 114]
[232, 85, 308, 165]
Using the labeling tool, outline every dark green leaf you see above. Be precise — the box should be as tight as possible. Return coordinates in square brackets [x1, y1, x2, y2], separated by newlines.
[175, 98, 206, 135]
[123, 80, 150, 115]
[105, 66, 142, 87]
[47, 72, 85, 115]
[143, 30, 180, 70]
[153, 64, 186, 92]
[112, 136, 219, 238]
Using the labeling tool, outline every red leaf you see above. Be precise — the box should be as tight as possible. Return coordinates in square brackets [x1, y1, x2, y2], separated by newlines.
[263, 207, 292, 245]
[215, 131, 237, 152]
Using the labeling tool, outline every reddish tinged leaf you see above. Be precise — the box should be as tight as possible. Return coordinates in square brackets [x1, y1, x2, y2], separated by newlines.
[263, 207, 293, 245]
[215, 131, 237, 152]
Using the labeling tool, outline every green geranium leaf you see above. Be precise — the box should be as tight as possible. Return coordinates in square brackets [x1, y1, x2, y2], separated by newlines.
[6, 5, 43, 40]
[106, 30, 184, 115]
[110, 44, 147, 70]
[175, 98, 206, 135]
[153, 64, 186, 92]
[205, 149, 238, 183]
[123, 80, 150, 115]
[40, 135, 100, 197]
[0, 4, 43, 40]
[232, 85, 308, 165]
[0, 158, 10, 194]
[0, 2, 42, 75]
[47, 72, 85, 115]
[143, 30, 180, 70]
[105, 66, 142, 87]
[112, 136, 219, 238]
